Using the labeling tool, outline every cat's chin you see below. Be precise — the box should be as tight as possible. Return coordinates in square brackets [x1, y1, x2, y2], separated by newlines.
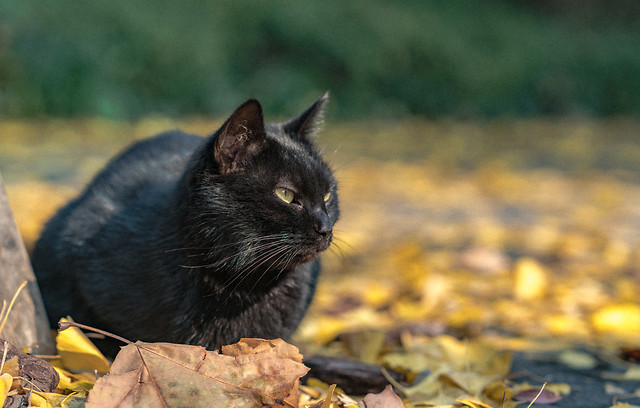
[295, 240, 331, 264]
[296, 251, 321, 264]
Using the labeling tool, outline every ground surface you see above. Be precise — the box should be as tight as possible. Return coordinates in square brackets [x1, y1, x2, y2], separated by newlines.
[1, 117, 640, 406]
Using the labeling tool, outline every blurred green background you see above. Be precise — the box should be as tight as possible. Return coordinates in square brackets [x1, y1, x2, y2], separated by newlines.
[1, 0, 639, 120]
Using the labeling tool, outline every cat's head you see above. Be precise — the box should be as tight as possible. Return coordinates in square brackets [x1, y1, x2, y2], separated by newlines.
[186, 94, 339, 288]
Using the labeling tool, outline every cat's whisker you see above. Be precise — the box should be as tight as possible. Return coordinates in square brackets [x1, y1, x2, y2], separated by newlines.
[181, 236, 291, 270]
[243, 245, 296, 296]
[215, 244, 293, 307]
[166, 233, 287, 254]
[213, 242, 292, 295]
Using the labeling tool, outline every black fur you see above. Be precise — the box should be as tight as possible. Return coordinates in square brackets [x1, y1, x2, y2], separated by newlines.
[31, 95, 339, 354]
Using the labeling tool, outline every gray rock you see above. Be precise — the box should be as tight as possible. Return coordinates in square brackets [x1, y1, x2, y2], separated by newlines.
[0, 175, 55, 354]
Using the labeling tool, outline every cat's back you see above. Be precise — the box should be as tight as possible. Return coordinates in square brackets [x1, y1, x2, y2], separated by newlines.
[33, 131, 201, 265]
[87, 131, 201, 201]
[32, 130, 202, 327]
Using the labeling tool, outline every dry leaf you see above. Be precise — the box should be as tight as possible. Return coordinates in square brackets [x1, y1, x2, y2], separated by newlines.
[320, 383, 336, 408]
[602, 366, 640, 381]
[57, 318, 111, 373]
[86, 338, 308, 408]
[359, 385, 404, 408]
[513, 387, 563, 404]
[558, 350, 597, 370]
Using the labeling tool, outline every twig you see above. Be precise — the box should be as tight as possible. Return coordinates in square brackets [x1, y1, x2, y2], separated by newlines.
[525, 382, 548, 408]
[0, 341, 8, 373]
[58, 320, 132, 345]
[0, 281, 27, 335]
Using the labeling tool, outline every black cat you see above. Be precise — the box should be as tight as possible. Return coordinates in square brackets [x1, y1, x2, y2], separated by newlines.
[31, 94, 339, 354]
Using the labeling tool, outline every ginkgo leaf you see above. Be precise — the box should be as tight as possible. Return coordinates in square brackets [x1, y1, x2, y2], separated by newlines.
[320, 383, 336, 408]
[0, 356, 20, 378]
[86, 338, 309, 408]
[29, 391, 87, 408]
[457, 398, 495, 408]
[53, 366, 96, 393]
[56, 317, 111, 374]
[0, 372, 12, 407]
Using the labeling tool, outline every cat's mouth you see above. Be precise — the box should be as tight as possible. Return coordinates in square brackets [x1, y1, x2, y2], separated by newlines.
[295, 233, 332, 264]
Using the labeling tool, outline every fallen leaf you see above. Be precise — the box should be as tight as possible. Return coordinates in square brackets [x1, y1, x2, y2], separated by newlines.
[29, 391, 87, 408]
[604, 382, 627, 394]
[602, 366, 640, 381]
[320, 383, 336, 408]
[341, 330, 386, 364]
[558, 350, 598, 370]
[620, 347, 640, 363]
[359, 385, 404, 408]
[86, 338, 308, 408]
[53, 366, 96, 393]
[513, 257, 548, 300]
[513, 387, 563, 404]
[592, 304, 640, 335]
[0, 372, 13, 407]
[456, 398, 494, 408]
[56, 318, 111, 374]
[1, 356, 20, 379]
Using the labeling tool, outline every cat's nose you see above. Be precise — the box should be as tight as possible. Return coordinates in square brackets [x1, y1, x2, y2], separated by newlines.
[313, 210, 332, 237]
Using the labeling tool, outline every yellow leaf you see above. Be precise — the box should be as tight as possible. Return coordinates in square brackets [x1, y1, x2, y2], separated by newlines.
[513, 257, 548, 300]
[545, 314, 590, 338]
[457, 398, 494, 408]
[31, 392, 86, 408]
[592, 304, 640, 334]
[0, 373, 13, 407]
[546, 383, 571, 396]
[393, 299, 429, 321]
[341, 329, 386, 364]
[382, 351, 432, 375]
[26, 392, 50, 408]
[321, 384, 336, 408]
[56, 318, 110, 373]
[54, 366, 96, 393]
[0, 356, 20, 378]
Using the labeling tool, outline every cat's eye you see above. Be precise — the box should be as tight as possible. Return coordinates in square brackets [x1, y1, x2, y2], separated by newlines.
[275, 188, 295, 204]
[324, 192, 331, 202]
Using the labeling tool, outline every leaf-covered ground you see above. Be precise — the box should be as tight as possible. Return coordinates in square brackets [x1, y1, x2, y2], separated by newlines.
[1, 118, 640, 406]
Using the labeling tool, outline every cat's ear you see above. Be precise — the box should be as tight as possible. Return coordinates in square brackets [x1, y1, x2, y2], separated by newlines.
[214, 99, 267, 173]
[282, 92, 329, 142]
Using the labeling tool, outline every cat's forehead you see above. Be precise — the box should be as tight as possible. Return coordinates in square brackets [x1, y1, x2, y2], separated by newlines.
[264, 124, 334, 187]
[265, 124, 307, 149]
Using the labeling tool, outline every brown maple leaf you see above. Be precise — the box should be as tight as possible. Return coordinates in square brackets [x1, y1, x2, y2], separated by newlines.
[85, 338, 309, 408]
